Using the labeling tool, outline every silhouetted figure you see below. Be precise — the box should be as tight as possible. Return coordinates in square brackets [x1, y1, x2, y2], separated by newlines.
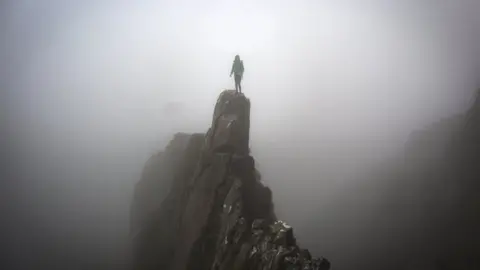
[230, 55, 244, 93]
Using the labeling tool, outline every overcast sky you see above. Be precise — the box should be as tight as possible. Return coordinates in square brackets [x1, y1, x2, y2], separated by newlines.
[2, 0, 479, 269]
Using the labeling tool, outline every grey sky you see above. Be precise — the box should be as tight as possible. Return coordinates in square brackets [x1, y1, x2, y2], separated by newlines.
[2, 0, 479, 269]
[5, 0, 479, 152]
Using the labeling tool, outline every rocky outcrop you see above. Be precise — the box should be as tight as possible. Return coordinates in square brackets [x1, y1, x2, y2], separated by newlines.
[302, 89, 480, 270]
[130, 132, 206, 270]
[130, 90, 330, 270]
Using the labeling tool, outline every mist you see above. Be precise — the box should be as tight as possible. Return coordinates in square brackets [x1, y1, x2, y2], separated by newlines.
[2, 0, 479, 269]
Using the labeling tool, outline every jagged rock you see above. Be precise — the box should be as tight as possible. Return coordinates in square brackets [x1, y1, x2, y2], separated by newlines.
[130, 90, 330, 270]
[130, 132, 206, 270]
[306, 89, 480, 270]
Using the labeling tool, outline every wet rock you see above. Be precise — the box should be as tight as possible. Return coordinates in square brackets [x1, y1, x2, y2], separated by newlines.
[130, 90, 330, 270]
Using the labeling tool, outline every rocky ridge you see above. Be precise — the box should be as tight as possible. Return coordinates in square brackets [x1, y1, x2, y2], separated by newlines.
[130, 90, 330, 270]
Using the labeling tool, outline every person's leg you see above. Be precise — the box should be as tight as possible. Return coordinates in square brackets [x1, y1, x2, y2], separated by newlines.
[238, 77, 242, 93]
[234, 75, 240, 93]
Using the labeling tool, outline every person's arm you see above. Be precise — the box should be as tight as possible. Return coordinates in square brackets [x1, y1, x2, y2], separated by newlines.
[240, 61, 244, 78]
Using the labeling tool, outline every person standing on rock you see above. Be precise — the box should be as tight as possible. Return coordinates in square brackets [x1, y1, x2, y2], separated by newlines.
[230, 55, 244, 93]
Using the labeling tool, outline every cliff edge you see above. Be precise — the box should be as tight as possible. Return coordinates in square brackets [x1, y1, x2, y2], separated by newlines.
[130, 90, 330, 270]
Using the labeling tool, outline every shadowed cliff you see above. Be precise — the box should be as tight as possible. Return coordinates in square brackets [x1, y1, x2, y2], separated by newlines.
[302, 89, 480, 270]
[130, 90, 330, 270]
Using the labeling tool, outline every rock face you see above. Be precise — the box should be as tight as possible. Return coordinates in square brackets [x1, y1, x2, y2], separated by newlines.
[302, 89, 480, 270]
[397, 89, 480, 269]
[130, 90, 330, 270]
[130, 132, 206, 270]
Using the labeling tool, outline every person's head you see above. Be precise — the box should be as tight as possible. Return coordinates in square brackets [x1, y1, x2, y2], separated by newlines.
[235, 55, 240, 61]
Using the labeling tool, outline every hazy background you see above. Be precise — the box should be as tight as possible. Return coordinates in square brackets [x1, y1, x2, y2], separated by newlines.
[2, 0, 479, 269]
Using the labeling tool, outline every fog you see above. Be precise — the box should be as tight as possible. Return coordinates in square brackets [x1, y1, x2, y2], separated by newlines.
[2, 0, 479, 269]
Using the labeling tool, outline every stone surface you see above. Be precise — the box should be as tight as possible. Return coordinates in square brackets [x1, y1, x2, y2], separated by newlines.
[130, 90, 330, 270]
[130, 132, 206, 270]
